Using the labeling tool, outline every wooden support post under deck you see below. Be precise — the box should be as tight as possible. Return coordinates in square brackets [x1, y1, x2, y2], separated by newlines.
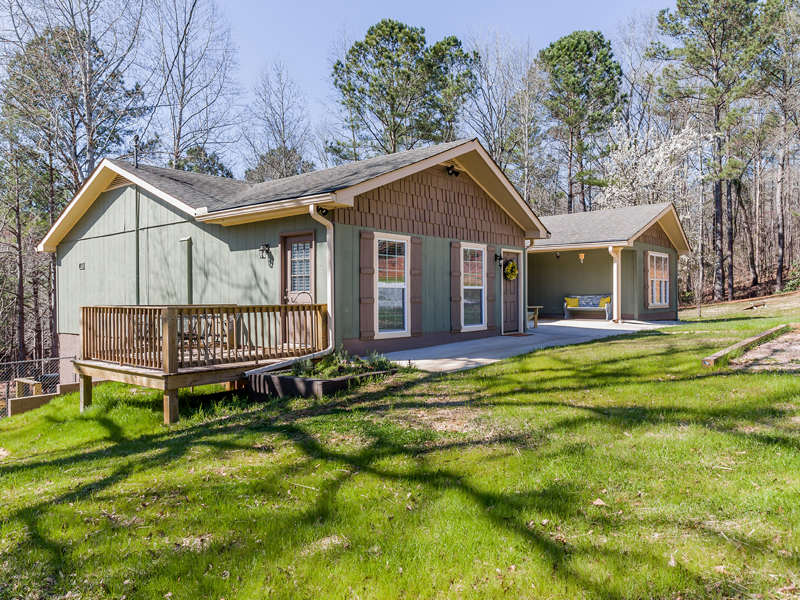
[79, 374, 92, 412]
[164, 389, 179, 424]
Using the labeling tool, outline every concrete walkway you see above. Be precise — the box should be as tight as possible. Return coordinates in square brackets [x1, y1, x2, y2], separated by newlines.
[386, 319, 677, 372]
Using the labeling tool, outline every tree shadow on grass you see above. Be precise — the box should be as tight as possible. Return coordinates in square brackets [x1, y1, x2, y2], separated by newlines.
[2, 339, 799, 598]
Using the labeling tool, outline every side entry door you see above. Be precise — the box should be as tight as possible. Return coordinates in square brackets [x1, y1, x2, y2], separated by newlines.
[502, 251, 519, 333]
[282, 233, 315, 346]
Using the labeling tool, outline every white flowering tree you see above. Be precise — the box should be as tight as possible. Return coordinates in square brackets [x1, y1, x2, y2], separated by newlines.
[596, 121, 701, 208]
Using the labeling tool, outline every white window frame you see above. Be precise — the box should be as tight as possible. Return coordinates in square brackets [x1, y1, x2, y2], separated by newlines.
[374, 233, 411, 339]
[649, 252, 670, 307]
[461, 243, 487, 332]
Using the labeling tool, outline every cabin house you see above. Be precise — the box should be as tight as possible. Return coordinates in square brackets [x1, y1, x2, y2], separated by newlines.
[38, 139, 549, 422]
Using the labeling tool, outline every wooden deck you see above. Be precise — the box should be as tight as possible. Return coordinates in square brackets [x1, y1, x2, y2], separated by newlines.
[75, 303, 328, 423]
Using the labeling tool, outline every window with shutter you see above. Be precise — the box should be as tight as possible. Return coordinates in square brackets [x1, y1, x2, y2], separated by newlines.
[648, 252, 670, 307]
[374, 233, 411, 339]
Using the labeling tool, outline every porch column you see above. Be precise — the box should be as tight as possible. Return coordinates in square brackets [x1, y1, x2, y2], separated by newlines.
[608, 246, 623, 322]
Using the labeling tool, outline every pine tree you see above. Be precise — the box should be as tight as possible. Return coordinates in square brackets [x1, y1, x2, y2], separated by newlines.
[539, 30, 624, 213]
[652, 0, 775, 301]
[330, 19, 476, 159]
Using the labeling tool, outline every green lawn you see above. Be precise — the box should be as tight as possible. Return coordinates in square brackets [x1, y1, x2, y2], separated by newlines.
[1, 298, 799, 599]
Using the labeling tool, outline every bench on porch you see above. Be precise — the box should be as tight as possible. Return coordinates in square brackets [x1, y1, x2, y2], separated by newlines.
[564, 295, 613, 320]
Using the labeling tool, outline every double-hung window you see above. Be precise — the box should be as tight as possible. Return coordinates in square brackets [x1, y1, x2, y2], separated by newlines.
[462, 245, 486, 329]
[649, 252, 670, 307]
[376, 236, 409, 336]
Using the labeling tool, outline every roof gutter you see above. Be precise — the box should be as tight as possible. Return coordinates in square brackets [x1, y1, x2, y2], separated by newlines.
[196, 192, 352, 226]
[527, 241, 633, 253]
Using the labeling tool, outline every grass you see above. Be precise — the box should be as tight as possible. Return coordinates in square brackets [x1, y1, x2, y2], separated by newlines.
[1, 299, 799, 599]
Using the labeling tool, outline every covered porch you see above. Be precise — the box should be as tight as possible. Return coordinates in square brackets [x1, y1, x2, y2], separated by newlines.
[527, 246, 631, 321]
[75, 303, 328, 423]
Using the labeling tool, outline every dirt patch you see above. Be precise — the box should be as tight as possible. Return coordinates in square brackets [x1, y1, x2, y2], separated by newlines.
[300, 534, 349, 556]
[731, 331, 800, 372]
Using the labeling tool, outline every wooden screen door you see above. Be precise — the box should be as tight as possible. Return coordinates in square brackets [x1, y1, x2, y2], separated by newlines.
[502, 251, 519, 333]
[282, 233, 314, 346]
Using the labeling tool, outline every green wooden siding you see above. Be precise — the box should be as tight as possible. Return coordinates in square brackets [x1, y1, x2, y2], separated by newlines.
[57, 185, 327, 334]
[333, 222, 522, 345]
[527, 244, 678, 319]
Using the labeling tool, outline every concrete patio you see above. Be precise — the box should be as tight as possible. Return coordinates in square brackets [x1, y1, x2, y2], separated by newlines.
[385, 319, 677, 372]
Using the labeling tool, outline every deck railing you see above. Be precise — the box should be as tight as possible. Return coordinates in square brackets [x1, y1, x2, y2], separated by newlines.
[80, 304, 328, 373]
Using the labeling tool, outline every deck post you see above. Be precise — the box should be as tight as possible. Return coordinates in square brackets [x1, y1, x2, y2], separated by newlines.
[164, 389, 179, 423]
[162, 307, 179, 374]
[79, 374, 92, 412]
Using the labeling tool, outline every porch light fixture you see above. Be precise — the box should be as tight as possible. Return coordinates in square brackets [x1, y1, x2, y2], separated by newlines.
[579, 253, 585, 264]
[494, 253, 504, 266]
[555, 252, 561, 260]
[259, 243, 271, 259]
[446, 165, 460, 177]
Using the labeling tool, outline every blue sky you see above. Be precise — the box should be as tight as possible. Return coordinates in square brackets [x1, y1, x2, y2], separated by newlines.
[219, 0, 676, 123]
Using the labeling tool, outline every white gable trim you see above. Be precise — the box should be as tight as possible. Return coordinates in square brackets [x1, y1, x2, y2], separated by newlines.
[37, 159, 199, 252]
[632, 204, 692, 255]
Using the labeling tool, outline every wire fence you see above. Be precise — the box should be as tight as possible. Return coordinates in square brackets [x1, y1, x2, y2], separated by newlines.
[0, 357, 75, 418]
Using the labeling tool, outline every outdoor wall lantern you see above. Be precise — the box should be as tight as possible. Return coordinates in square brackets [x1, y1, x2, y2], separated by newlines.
[494, 253, 504, 266]
[259, 244, 272, 260]
[579, 253, 585, 264]
[555, 252, 561, 260]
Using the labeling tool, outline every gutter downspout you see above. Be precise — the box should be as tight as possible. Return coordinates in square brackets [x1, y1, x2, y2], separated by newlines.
[244, 204, 335, 377]
[135, 184, 140, 305]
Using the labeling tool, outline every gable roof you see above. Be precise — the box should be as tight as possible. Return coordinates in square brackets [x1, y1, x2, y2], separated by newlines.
[529, 203, 691, 255]
[38, 139, 549, 252]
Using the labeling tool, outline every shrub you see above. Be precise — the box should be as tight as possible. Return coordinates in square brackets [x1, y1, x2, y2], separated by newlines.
[289, 347, 395, 379]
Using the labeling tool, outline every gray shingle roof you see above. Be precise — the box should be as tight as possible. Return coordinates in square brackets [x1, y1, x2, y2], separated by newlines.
[225, 139, 472, 212]
[535, 203, 671, 247]
[106, 159, 252, 211]
[109, 139, 473, 214]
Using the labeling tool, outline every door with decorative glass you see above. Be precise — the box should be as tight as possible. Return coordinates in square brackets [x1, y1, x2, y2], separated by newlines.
[282, 234, 314, 346]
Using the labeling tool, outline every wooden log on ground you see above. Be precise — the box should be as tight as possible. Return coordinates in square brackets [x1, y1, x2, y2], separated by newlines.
[702, 324, 791, 368]
[742, 302, 767, 311]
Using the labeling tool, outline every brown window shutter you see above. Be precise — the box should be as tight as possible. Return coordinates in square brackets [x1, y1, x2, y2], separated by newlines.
[410, 237, 423, 336]
[360, 231, 375, 340]
[643, 251, 650, 310]
[450, 241, 462, 333]
[486, 244, 496, 330]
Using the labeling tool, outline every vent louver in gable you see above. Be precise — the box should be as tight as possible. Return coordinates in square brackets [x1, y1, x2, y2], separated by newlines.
[105, 173, 132, 192]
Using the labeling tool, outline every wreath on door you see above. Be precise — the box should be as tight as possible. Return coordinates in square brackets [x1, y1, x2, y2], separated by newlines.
[504, 259, 519, 281]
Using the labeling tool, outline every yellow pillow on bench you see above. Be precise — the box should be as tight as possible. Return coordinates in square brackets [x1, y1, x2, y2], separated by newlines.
[565, 297, 579, 307]
[599, 296, 611, 308]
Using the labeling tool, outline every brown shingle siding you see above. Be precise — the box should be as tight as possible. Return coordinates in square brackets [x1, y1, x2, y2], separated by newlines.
[335, 165, 524, 247]
[638, 221, 675, 250]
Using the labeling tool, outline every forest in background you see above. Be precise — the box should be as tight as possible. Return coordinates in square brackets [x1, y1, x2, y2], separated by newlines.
[1, 0, 798, 362]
